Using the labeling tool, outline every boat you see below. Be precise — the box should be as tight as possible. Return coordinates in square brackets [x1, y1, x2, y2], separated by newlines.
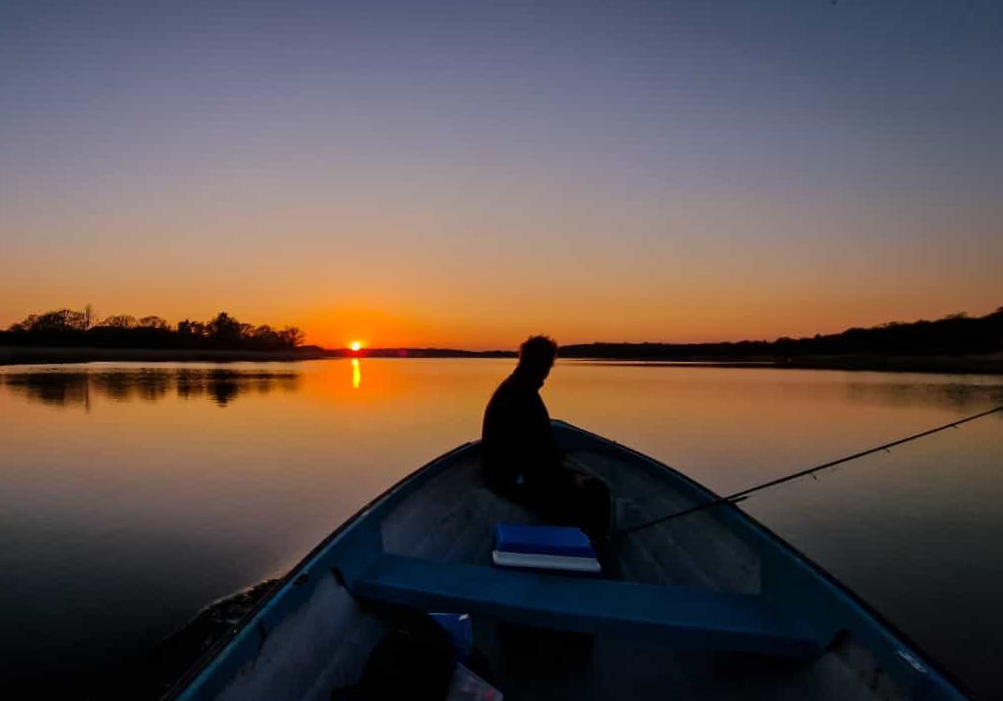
[165, 420, 968, 701]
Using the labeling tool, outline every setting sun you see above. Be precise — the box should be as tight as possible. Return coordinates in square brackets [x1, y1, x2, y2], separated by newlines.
[350, 341, 363, 352]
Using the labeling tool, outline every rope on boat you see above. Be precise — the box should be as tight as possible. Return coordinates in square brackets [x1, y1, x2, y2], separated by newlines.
[614, 404, 1003, 539]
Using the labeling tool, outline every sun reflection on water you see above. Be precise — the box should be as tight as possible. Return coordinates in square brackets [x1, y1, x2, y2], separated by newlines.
[351, 358, 361, 389]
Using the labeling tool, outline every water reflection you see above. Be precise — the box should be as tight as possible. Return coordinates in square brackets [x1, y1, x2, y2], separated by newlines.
[567, 362, 1003, 418]
[1, 368, 300, 408]
[844, 378, 1003, 413]
[351, 358, 361, 389]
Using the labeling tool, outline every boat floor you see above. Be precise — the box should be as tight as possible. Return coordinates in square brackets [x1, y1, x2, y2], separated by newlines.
[359, 448, 903, 701]
[355, 599, 899, 701]
[380, 448, 762, 594]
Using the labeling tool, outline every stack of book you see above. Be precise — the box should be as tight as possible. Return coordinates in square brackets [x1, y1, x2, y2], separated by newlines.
[491, 524, 601, 574]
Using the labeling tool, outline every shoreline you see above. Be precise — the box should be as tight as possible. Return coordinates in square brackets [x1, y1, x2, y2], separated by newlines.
[0, 345, 328, 366]
[1, 346, 1000, 375]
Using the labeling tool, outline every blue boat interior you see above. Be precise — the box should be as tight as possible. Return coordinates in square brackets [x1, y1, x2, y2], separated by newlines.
[170, 421, 966, 701]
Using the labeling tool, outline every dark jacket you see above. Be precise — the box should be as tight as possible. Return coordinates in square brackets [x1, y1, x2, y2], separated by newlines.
[481, 369, 562, 491]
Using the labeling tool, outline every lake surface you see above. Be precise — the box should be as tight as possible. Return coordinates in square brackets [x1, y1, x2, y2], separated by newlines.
[1, 359, 1001, 698]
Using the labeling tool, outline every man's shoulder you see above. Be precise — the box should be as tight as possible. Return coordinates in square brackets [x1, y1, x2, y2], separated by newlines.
[486, 375, 534, 417]
[491, 375, 535, 401]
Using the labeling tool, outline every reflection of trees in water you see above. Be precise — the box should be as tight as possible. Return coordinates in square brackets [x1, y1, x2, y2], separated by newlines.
[1, 368, 300, 408]
[845, 380, 1003, 415]
[1, 372, 91, 406]
[98, 369, 173, 402]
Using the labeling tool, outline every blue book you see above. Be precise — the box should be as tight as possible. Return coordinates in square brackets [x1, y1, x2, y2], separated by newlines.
[492, 524, 601, 574]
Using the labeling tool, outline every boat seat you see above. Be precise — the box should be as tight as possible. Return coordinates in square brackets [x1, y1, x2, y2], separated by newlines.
[341, 553, 822, 659]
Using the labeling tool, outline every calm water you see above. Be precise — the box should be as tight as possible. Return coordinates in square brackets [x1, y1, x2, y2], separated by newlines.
[1, 360, 1001, 698]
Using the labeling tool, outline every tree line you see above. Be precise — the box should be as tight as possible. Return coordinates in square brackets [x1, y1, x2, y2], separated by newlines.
[1, 308, 305, 351]
[559, 307, 1003, 360]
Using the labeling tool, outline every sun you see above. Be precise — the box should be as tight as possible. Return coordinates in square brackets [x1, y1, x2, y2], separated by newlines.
[350, 341, 363, 352]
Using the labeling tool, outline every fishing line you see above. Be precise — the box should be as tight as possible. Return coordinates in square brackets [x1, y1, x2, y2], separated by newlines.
[614, 404, 1003, 539]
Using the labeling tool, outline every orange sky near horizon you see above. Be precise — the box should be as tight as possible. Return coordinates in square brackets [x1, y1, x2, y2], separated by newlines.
[1, 187, 999, 350]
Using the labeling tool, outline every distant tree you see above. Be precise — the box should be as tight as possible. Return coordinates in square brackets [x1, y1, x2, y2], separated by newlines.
[84, 304, 95, 330]
[249, 324, 281, 349]
[138, 315, 170, 330]
[8, 314, 38, 332]
[30, 309, 87, 332]
[278, 326, 305, 348]
[774, 336, 796, 356]
[208, 312, 243, 346]
[177, 319, 207, 337]
[101, 315, 137, 329]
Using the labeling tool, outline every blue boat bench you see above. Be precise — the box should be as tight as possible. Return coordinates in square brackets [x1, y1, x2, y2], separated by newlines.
[335, 549, 823, 659]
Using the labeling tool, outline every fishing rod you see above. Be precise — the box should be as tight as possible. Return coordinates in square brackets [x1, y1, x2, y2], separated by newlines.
[614, 404, 1003, 539]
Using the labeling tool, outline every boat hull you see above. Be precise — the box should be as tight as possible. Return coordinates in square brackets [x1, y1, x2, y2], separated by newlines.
[165, 421, 968, 701]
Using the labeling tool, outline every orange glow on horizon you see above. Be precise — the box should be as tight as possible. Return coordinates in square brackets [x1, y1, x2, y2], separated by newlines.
[284, 298, 1003, 353]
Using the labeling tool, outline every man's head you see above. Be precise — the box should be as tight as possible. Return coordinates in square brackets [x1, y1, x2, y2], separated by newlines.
[517, 335, 558, 387]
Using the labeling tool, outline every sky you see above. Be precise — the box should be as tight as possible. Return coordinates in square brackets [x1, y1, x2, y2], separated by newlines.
[1, 0, 1001, 350]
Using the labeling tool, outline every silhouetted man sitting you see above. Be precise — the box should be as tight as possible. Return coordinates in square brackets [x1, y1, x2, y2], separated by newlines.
[482, 336, 611, 543]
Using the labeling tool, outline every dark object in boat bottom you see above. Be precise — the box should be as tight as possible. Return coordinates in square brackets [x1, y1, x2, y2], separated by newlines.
[497, 622, 594, 674]
[332, 611, 457, 701]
